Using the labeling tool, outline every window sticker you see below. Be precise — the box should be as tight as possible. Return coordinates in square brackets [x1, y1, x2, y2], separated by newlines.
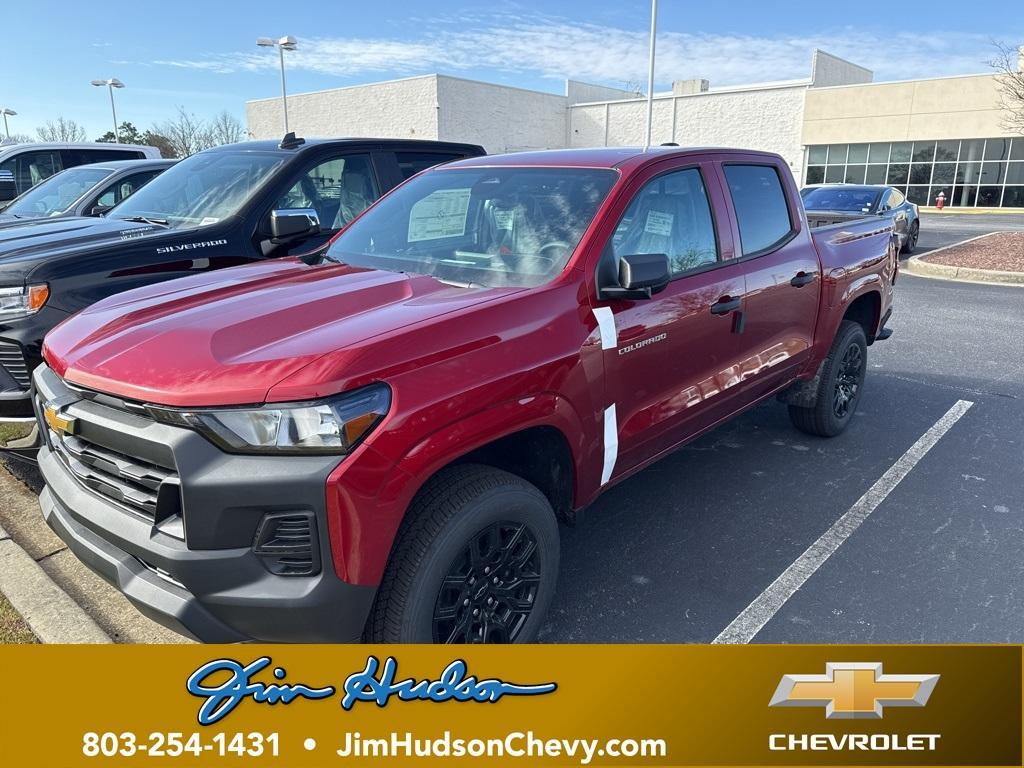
[492, 209, 515, 231]
[408, 188, 472, 242]
[644, 210, 674, 237]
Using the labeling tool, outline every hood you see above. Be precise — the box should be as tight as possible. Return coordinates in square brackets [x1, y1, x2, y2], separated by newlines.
[0, 212, 45, 229]
[44, 258, 518, 407]
[0, 216, 157, 266]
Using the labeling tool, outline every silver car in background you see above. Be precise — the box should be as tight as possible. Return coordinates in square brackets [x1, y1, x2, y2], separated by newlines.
[0, 159, 175, 226]
[801, 184, 921, 254]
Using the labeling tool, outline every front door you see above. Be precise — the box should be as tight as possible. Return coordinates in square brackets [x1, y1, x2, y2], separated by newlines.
[592, 161, 750, 481]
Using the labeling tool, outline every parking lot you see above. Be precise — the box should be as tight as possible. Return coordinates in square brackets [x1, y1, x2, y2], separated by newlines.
[1, 213, 1022, 644]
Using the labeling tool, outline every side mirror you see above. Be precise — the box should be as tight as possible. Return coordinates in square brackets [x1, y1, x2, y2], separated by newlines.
[270, 208, 320, 242]
[90, 204, 112, 217]
[599, 253, 671, 301]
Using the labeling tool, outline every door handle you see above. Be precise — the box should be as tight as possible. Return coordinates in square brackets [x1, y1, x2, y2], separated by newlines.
[790, 272, 815, 287]
[710, 296, 742, 315]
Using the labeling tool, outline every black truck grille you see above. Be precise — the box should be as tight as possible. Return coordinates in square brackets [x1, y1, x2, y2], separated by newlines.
[0, 341, 30, 391]
[50, 430, 181, 521]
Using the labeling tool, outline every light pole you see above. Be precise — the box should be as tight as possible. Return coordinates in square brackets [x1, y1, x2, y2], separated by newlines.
[91, 78, 125, 142]
[0, 109, 16, 140]
[644, 0, 658, 149]
[257, 35, 298, 134]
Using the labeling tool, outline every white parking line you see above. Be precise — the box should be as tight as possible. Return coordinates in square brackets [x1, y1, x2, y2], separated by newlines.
[713, 399, 974, 644]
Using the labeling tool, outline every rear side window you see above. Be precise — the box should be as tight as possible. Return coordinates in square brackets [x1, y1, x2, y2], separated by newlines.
[723, 164, 794, 256]
[395, 152, 462, 180]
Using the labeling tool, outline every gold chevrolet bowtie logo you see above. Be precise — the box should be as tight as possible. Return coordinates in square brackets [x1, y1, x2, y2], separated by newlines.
[770, 662, 939, 719]
[43, 403, 77, 436]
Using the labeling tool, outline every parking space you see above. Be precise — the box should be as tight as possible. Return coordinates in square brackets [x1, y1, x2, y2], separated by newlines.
[2, 253, 1022, 645]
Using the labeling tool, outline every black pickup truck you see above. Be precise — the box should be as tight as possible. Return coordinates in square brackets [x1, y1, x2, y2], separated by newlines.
[0, 135, 484, 443]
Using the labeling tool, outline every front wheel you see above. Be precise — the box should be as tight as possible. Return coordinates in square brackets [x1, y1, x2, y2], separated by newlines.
[902, 221, 919, 254]
[365, 464, 559, 643]
[788, 320, 867, 438]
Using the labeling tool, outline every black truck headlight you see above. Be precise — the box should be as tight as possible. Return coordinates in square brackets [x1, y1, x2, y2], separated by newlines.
[152, 385, 390, 455]
[0, 284, 49, 319]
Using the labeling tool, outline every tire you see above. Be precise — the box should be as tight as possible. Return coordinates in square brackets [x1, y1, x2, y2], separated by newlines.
[788, 320, 867, 438]
[365, 464, 559, 643]
[902, 221, 919, 254]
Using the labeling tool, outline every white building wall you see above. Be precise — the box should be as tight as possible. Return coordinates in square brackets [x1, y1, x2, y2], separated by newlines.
[568, 84, 809, 178]
[435, 76, 568, 152]
[810, 50, 873, 87]
[246, 75, 440, 141]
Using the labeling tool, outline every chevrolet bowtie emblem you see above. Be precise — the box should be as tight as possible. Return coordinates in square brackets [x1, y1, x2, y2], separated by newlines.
[770, 662, 939, 719]
[43, 403, 77, 436]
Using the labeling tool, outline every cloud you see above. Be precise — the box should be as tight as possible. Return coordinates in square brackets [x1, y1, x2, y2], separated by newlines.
[152, 13, 1016, 88]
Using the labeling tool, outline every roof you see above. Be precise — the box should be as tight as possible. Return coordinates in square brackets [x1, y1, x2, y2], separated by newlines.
[447, 146, 782, 170]
[0, 142, 157, 157]
[203, 137, 485, 154]
[77, 158, 176, 171]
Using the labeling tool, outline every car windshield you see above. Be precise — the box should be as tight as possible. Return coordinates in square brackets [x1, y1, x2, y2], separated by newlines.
[324, 167, 617, 288]
[801, 186, 881, 213]
[4, 166, 111, 217]
[108, 151, 283, 228]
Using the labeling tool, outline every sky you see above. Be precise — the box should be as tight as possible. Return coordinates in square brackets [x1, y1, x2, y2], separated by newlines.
[4, 0, 1023, 140]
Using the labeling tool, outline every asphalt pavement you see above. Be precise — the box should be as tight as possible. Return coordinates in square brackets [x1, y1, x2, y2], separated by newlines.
[1, 213, 1021, 644]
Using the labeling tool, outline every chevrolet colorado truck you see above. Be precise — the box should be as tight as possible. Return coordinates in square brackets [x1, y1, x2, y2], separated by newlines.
[0, 135, 483, 442]
[33, 147, 896, 643]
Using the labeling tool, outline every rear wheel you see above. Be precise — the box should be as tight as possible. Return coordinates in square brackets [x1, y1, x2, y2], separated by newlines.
[365, 464, 559, 643]
[788, 320, 867, 438]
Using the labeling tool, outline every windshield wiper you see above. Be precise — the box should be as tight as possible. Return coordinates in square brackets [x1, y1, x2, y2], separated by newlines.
[119, 215, 170, 228]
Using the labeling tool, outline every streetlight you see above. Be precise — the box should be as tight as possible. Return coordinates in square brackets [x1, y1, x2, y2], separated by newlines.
[257, 35, 298, 134]
[644, 0, 658, 149]
[0, 109, 16, 140]
[91, 78, 125, 143]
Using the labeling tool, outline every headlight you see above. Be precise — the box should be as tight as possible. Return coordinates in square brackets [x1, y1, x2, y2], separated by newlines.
[152, 385, 391, 455]
[0, 284, 49, 319]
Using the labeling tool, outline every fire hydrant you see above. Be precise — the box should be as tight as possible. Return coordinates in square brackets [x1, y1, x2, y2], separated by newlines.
[935, 191, 946, 210]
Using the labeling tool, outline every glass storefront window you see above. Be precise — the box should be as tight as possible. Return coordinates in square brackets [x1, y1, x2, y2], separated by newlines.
[847, 144, 869, 163]
[912, 142, 935, 162]
[808, 146, 827, 164]
[886, 164, 909, 184]
[865, 165, 887, 184]
[909, 164, 931, 184]
[984, 139, 1012, 161]
[868, 143, 890, 164]
[935, 141, 959, 162]
[804, 138, 1024, 207]
[826, 145, 847, 164]
[890, 142, 912, 162]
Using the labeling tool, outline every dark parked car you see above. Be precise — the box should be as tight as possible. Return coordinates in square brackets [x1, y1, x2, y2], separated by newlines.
[801, 184, 920, 254]
[0, 159, 175, 225]
[0, 135, 484, 449]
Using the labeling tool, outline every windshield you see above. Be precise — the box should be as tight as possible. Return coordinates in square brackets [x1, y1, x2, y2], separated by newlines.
[325, 167, 617, 288]
[109, 151, 283, 228]
[4, 166, 111, 217]
[801, 186, 881, 213]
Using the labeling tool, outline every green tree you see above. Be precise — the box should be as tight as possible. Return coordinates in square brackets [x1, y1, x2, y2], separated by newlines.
[96, 121, 145, 144]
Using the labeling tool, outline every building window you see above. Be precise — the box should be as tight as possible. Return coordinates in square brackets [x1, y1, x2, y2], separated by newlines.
[804, 137, 1024, 207]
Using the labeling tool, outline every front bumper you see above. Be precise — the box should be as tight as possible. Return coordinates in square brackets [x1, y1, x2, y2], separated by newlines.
[34, 365, 376, 643]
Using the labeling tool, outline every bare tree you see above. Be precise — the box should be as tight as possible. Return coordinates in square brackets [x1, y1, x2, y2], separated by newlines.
[208, 111, 244, 146]
[990, 41, 1024, 135]
[152, 106, 215, 158]
[36, 117, 87, 142]
[1, 133, 34, 144]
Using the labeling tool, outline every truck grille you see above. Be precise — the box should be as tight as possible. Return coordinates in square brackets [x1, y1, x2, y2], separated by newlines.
[0, 341, 30, 391]
[49, 429, 181, 522]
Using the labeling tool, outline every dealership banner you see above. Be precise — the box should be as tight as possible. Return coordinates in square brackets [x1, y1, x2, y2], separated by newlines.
[0, 645, 1019, 766]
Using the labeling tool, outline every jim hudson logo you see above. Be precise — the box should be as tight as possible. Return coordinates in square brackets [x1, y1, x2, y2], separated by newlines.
[768, 662, 941, 753]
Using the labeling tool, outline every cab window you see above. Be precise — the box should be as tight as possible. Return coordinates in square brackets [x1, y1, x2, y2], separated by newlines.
[723, 164, 795, 256]
[94, 170, 163, 209]
[612, 167, 718, 276]
[276, 154, 379, 231]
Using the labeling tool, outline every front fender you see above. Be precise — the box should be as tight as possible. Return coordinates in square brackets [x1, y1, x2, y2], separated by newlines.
[325, 392, 594, 586]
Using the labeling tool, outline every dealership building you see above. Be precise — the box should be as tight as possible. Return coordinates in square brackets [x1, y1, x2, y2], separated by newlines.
[247, 49, 1024, 208]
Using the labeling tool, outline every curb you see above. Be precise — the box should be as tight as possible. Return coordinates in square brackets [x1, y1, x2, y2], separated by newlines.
[0, 514, 112, 645]
[903, 232, 1024, 287]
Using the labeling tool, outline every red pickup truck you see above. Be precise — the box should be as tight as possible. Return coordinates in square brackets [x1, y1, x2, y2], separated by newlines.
[33, 147, 896, 644]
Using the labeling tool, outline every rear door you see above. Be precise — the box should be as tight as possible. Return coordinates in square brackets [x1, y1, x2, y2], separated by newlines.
[592, 158, 751, 479]
[717, 160, 820, 401]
